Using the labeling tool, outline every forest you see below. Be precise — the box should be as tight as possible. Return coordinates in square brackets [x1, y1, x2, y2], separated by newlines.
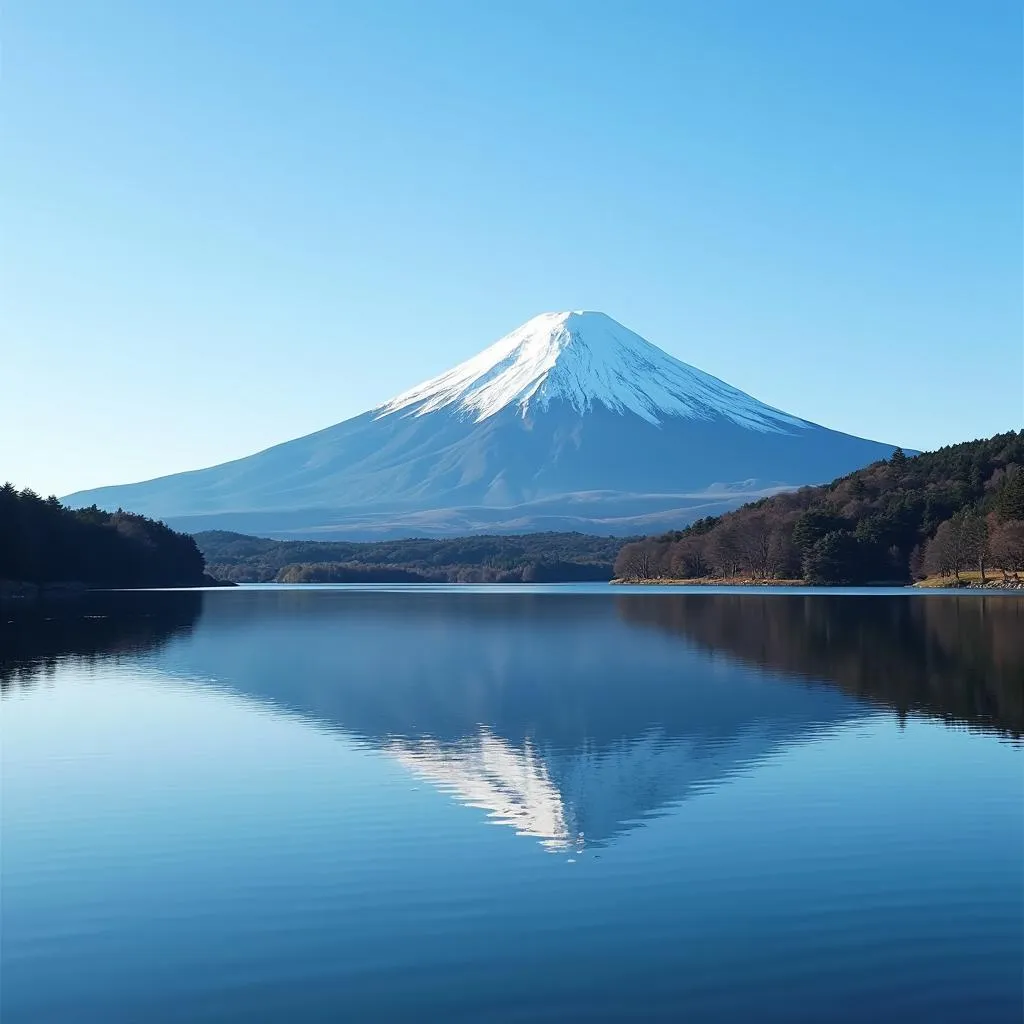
[614, 431, 1024, 586]
[197, 530, 624, 583]
[0, 484, 209, 589]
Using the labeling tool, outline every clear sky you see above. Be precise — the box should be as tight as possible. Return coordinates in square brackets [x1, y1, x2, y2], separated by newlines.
[4, 0, 1022, 497]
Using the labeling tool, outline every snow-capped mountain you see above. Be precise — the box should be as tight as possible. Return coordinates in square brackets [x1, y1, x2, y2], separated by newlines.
[379, 310, 806, 430]
[64, 311, 902, 538]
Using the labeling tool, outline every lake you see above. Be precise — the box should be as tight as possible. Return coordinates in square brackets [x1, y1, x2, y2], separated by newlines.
[2, 586, 1022, 1023]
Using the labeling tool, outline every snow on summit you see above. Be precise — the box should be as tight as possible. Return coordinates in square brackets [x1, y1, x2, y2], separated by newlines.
[378, 311, 808, 432]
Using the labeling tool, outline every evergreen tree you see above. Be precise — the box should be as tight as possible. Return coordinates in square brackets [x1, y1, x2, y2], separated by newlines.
[908, 544, 925, 581]
[0, 485, 206, 588]
[995, 465, 1024, 521]
[792, 506, 846, 554]
[802, 531, 862, 585]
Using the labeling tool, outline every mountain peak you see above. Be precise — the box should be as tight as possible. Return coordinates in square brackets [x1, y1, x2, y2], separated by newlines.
[533, 309, 611, 325]
[378, 311, 808, 432]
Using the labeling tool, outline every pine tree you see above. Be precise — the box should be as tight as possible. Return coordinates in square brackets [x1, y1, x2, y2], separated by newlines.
[995, 465, 1024, 521]
[908, 544, 925, 581]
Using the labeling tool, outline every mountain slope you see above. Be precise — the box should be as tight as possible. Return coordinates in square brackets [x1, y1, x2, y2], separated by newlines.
[64, 312, 902, 538]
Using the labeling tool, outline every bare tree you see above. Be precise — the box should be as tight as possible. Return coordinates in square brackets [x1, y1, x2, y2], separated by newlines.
[925, 512, 988, 582]
[614, 542, 656, 581]
[670, 536, 710, 579]
[924, 519, 967, 581]
[991, 520, 1024, 577]
[733, 512, 787, 580]
[960, 513, 990, 583]
[707, 523, 743, 578]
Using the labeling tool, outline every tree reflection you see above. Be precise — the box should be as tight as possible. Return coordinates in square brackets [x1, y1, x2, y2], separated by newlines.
[617, 594, 1024, 737]
[0, 591, 204, 691]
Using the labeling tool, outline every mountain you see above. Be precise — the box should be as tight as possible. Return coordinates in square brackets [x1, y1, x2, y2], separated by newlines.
[64, 311, 902, 539]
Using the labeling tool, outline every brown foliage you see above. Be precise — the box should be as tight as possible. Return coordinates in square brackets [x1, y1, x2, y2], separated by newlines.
[615, 432, 1024, 585]
[991, 520, 1024, 573]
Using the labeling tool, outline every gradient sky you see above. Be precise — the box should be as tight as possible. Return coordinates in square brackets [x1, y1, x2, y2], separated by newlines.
[4, 0, 1022, 497]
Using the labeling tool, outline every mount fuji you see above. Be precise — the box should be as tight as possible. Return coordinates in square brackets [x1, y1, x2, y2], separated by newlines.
[65, 311, 902, 538]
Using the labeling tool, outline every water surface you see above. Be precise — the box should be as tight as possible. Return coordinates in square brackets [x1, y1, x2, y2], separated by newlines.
[3, 588, 1022, 1023]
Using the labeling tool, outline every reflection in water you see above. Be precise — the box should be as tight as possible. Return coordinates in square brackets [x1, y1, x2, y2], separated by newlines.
[4, 589, 1020, 852]
[387, 730, 576, 851]
[618, 594, 1024, 737]
[150, 591, 878, 849]
[5, 588, 1021, 1024]
[386, 719, 829, 852]
[0, 591, 202, 691]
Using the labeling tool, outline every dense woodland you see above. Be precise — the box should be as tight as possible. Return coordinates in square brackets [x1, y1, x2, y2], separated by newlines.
[198, 531, 625, 584]
[0, 484, 208, 589]
[614, 431, 1024, 585]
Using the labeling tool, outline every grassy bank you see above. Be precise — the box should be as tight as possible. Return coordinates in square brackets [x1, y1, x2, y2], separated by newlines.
[611, 577, 806, 586]
[914, 570, 1022, 589]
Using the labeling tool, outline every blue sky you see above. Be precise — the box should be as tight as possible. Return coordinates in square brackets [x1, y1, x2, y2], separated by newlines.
[4, 0, 1021, 496]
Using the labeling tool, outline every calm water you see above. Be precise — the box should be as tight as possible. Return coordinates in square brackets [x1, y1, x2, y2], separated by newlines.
[2, 587, 1022, 1023]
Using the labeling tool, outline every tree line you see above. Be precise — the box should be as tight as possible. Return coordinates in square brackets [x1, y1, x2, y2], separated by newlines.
[0, 484, 208, 588]
[614, 431, 1024, 585]
[275, 560, 613, 584]
[197, 530, 624, 583]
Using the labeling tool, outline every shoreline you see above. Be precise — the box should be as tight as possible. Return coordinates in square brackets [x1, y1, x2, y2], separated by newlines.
[1, 575, 234, 602]
[611, 577, 808, 587]
[612, 576, 1023, 590]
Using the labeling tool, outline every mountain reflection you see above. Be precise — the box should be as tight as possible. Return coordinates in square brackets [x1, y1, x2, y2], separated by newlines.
[386, 730, 578, 851]
[4, 589, 1020, 851]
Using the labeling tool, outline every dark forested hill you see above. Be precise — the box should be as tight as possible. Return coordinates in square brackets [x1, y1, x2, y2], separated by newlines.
[197, 530, 626, 583]
[614, 431, 1024, 585]
[0, 484, 208, 590]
